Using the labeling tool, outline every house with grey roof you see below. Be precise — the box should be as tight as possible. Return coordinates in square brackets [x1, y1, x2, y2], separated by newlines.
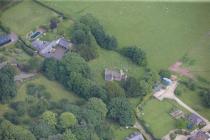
[188, 113, 206, 126]
[32, 38, 71, 60]
[125, 132, 144, 140]
[188, 131, 210, 140]
[105, 68, 127, 81]
[0, 34, 11, 46]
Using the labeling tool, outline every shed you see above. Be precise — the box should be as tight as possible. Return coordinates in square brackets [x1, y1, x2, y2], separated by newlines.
[162, 77, 172, 86]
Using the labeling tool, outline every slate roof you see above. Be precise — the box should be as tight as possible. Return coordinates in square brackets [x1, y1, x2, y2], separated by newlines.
[125, 132, 144, 140]
[188, 113, 205, 125]
[57, 38, 70, 49]
[105, 68, 127, 81]
[32, 40, 50, 51]
[188, 131, 210, 140]
[0, 35, 11, 46]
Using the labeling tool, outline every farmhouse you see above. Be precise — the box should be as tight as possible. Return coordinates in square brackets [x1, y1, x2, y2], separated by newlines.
[188, 113, 206, 126]
[32, 38, 71, 59]
[105, 68, 127, 81]
[125, 132, 144, 140]
[0, 34, 11, 46]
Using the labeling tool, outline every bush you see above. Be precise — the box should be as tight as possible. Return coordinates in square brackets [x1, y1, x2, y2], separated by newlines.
[121, 46, 147, 66]
[159, 69, 171, 78]
[10, 101, 27, 116]
[26, 84, 51, 99]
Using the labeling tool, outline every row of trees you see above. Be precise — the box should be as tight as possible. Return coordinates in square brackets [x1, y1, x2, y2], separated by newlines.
[121, 46, 147, 66]
[0, 65, 17, 103]
[71, 21, 98, 61]
[80, 14, 118, 50]
[42, 53, 107, 100]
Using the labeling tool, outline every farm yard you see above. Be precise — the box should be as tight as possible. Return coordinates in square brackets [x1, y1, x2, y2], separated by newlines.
[0, 1, 210, 140]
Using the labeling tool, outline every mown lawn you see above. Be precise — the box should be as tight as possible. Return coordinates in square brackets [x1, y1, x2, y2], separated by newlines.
[141, 98, 188, 138]
[16, 75, 82, 103]
[178, 87, 210, 121]
[1, 0, 57, 36]
[111, 123, 138, 140]
[42, 1, 210, 78]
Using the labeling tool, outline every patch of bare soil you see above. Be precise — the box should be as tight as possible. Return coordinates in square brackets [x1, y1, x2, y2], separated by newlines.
[169, 61, 193, 78]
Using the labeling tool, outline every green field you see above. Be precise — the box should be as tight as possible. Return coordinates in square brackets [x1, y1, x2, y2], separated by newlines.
[1, 0, 57, 36]
[16, 75, 82, 103]
[42, 1, 210, 80]
[141, 98, 188, 138]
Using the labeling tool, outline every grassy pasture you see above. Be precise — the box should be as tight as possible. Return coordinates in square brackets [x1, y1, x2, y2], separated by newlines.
[16, 75, 82, 103]
[42, 1, 210, 80]
[0, 1, 57, 36]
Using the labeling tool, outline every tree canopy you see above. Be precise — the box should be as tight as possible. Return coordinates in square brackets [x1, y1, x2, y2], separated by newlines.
[59, 112, 77, 129]
[108, 97, 135, 126]
[121, 46, 147, 66]
[0, 120, 36, 140]
[0, 65, 16, 103]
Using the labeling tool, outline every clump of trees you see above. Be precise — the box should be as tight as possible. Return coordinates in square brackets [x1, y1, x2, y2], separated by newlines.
[0, 119, 36, 140]
[159, 69, 171, 78]
[121, 46, 147, 66]
[202, 89, 210, 108]
[71, 22, 98, 61]
[105, 81, 125, 99]
[80, 14, 118, 50]
[108, 97, 135, 126]
[0, 65, 16, 103]
[42, 53, 107, 100]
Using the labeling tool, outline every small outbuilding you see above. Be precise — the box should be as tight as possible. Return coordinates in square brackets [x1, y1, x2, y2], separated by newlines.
[105, 68, 127, 81]
[170, 109, 184, 119]
[162, 77, 172, 86]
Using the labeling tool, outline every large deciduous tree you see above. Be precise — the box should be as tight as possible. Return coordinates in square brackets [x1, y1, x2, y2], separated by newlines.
[59, 112, 77, 129]
[108, 97, 135, 126]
